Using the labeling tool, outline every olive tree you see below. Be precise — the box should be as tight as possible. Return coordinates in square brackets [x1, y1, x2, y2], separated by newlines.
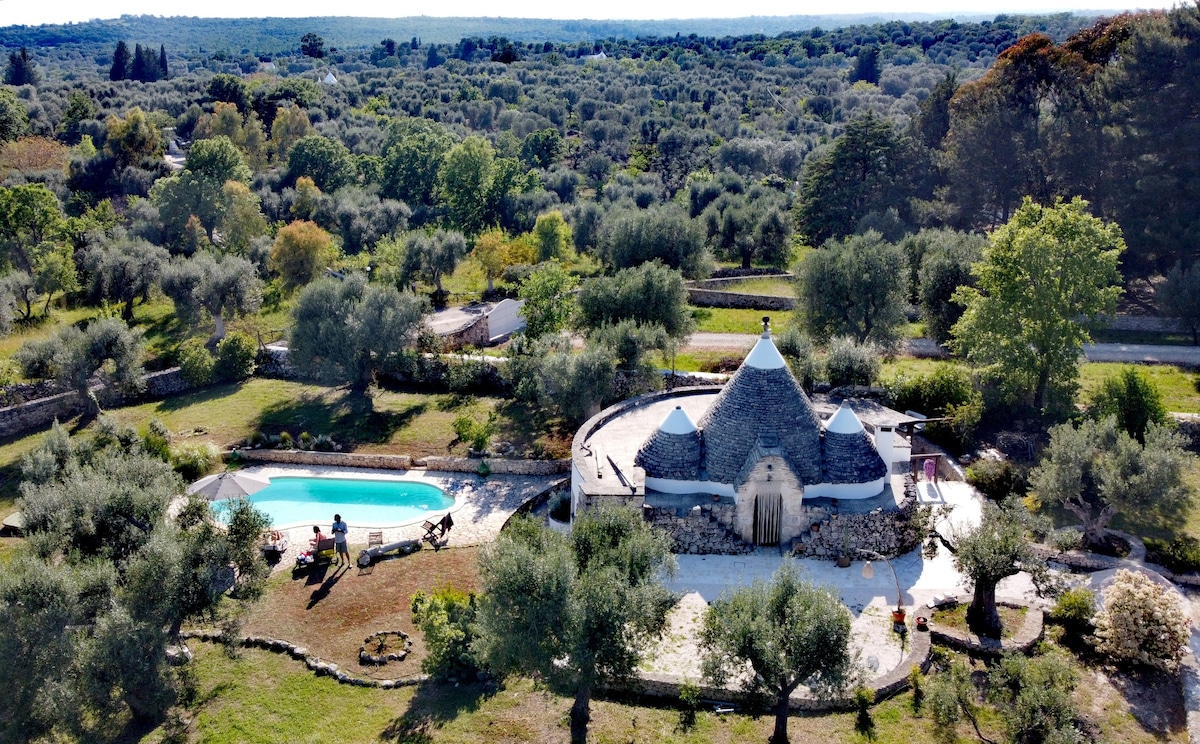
[15, 319, 145, 411]
[701, 560, 855, 744]
[1030, 416, 1190, 550]
[160, 252, 263, 342]
[1, 425, 269, 737]
[82, 235, 169, 320]
[289, 273, 428, 386]
[473, 505, 675, 744]
[795, 231, 907, 347]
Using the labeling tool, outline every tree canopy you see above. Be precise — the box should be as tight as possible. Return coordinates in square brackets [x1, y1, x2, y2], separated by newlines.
[473, 505, 675, 744]
[289, 273, 428, 386]
[950, 197, 1124, 413]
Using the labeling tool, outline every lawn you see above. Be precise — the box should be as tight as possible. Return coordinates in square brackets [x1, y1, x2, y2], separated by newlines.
[689, 306, 794, 334]
[932, 603, 1028, 639]
[715, 276, 794, 297]
[0, 379, 569, 522]
[1078, 362, 1200, 413]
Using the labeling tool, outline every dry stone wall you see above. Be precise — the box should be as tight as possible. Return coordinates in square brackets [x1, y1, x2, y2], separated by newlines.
[648, 503, 753, 555]
[0, 368, 192, 439]
[792, 477, 923, 559]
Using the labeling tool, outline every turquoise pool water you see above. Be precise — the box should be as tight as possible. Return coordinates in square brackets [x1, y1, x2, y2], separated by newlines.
[212, 476, 453, 529]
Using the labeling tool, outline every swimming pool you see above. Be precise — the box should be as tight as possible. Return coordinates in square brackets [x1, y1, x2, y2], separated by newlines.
[211, 476, 454, 529]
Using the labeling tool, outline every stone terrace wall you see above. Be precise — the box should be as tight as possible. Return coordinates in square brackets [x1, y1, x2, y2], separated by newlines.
[441, 313, 489, 350]
[687, 288, 794, 310]
[648, 503, 753, 555]
[0, 368, 192, 439]
[235, 448, 568, 475]
[793, 478, 922, 559]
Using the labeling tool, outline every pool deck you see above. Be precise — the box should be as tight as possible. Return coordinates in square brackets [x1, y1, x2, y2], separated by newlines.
[245, 464, 561, 568]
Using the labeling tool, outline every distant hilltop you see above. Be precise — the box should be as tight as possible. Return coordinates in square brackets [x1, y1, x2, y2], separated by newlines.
[0, 12, 1120, 52]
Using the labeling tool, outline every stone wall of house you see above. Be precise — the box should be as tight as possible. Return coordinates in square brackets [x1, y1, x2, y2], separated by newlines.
[792, 477, 922, 559]
[647, 503, 753, 555]
[441, 313, 490, 350]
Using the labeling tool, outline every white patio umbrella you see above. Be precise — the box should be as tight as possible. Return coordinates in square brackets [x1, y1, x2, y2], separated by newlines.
[186, 471, 271, 500]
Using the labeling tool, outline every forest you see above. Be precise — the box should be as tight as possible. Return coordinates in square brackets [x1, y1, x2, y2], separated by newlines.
[0, 7, 1193, 409]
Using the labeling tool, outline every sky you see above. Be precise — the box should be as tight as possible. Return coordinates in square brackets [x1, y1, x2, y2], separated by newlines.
[0, 1, 1163, 28]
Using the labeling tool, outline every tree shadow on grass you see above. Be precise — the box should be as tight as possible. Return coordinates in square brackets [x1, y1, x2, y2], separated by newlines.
[1105, 664, 1187, 740]
[253, 387, 427, 446]
[379, 680, 493, 744]
[154, 381, 247, 413]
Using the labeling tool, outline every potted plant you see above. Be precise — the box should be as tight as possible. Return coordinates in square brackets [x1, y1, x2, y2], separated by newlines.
[891, 608, 907, 624]
[836, 532, 851, 567]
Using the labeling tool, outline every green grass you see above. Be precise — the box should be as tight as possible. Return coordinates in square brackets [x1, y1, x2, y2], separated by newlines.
[690, 306, 793, 334]
[1078, 362, 1200, 413]
[143, 635, 1178, 744]
[932, 603, 1027, 639]
[715, 277, 794, 296]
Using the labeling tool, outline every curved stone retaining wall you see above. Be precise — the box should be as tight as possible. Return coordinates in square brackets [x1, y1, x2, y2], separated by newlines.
[618, 627, 931, 710]
[927, 604, 1044, 655]
[181, 630, 427, 689]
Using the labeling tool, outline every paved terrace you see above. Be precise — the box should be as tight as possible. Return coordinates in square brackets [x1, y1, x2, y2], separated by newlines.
[243, 464, 561, 567]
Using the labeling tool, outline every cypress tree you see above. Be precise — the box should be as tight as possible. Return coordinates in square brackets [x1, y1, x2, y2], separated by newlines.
[130, 43, 146, 82]
[109, 40, 130, 81]
[158, 45, 169, 80]
[4, 47, 37, 86]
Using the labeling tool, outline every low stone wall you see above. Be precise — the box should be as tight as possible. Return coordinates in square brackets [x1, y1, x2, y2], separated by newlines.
[234, 447, 569, 475]
[419, 456, 569, 475]
[0, 367, 194, 439]
[928, 604, 1044, 655]
[1101, 314, 1181, 332]
[648, 503, 754, 555]
[619, 627, 931, 710]
[181, 630, 427, 689]
[235, 448, 415, 470]
[689, 274, 792, 291]
[687, 288, 795, 310]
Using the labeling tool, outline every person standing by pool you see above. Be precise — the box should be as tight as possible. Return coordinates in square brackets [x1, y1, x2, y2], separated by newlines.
[331, 514, 349, 567]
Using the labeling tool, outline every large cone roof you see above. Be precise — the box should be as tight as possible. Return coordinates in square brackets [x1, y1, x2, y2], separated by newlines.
[822, 402, 887, 484]
[698, 332, 823, 485]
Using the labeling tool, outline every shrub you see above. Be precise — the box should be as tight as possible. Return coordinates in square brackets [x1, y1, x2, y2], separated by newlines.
[1049, 587, 1095, 635]
[214, 331, 257, 382]
[988, 651, 1081, 744]
[1092, 569, 1189, 671]
[965, 458, 1027, 501]
[453, 409, 498, 452]
[549, 491, 571, 522]
[908, 665, 924, 715]
[1145, 535, 1200, 574]
[677, 680, 701, 731]
[278, 431, 294, 449]
[142, 418, 171, 462]
[853, 685, 874, 735]
[299, 431, 314, 450]
[171, 441, 222, 481]
[177, 338, 215, 386]
[883, 365, 982, 448]
[313, 434, 336, 451]
[410, 586, 479, 680]
[824, 336, 880, 387]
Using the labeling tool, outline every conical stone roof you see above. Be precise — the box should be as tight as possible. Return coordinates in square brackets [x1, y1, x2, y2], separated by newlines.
[697, 324, 823, 486]
[822, 401, 888, 484]
[636, 406, 702, 480]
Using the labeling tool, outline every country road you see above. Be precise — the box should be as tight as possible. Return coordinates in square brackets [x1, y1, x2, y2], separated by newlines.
[681, 332, 1200, 366]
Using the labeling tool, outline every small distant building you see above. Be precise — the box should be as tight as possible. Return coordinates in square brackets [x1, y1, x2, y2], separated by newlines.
[321, 70, 338, 85]
[259, 61, 277, 73]
[571, 320, 909, 549]
[582, 50, 608, 61]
